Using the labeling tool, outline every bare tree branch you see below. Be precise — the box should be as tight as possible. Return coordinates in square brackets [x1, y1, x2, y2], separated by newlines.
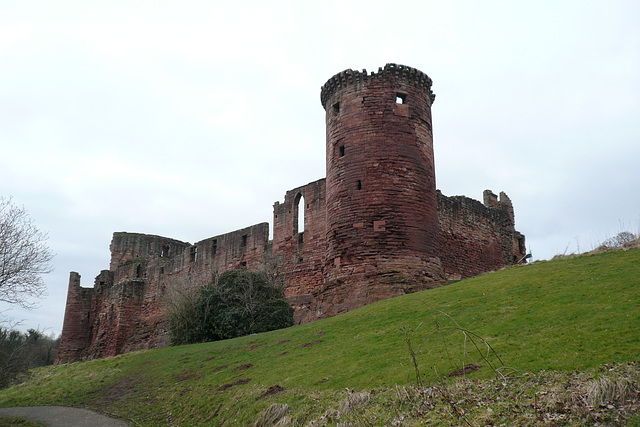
[0, 197, 53, 309]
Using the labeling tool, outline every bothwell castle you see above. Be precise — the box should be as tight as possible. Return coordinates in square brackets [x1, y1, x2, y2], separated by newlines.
[57, 64, 526, 363]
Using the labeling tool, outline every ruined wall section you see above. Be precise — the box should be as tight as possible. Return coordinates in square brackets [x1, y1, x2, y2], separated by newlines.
[273, 179, 326, 323]
[116, 224, 270, 354]
[57, 225, 271, 362]
[437, 190, 526, 280]
[194, 223, 271, 273]
[83, 269, 145, 358]
[103, 232, 190, 353]
[56, 272, 94, 363]
[109, 232, 189, 272]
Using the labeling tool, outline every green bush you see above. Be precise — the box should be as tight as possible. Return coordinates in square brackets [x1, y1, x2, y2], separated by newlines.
[167, 269, 294, 345]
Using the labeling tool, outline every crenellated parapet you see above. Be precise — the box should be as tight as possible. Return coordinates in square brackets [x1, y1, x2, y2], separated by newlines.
[320, 63, 435, 109]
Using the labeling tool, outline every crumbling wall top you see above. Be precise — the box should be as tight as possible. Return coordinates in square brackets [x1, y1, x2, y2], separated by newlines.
[320, 63, 435, 109]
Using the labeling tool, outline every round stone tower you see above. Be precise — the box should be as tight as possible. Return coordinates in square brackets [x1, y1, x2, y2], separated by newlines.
[320, 63, 443, 309]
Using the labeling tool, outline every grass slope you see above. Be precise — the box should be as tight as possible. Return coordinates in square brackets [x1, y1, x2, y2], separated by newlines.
[0, 249, 638, 425]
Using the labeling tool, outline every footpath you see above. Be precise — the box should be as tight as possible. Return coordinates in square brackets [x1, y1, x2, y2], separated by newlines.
[0, 406, 129, 426]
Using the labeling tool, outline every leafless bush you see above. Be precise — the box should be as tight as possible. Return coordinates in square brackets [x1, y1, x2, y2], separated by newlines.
[261, 252, 288, 290]
[163, 275, 206, 346]
[600, 231, 638, 249]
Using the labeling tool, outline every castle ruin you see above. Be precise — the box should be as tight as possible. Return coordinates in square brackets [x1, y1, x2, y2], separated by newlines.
[57, 64, 526, 363]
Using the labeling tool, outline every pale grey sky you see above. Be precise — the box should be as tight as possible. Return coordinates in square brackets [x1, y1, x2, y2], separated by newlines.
[1, 0, 639, 334]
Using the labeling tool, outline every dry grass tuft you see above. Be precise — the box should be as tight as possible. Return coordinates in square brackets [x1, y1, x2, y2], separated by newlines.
[585, 376, 634, 407]
[254, 403, 289, 427]
[339, 391, 370, 414]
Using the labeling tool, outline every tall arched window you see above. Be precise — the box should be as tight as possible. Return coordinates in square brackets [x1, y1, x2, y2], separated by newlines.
[293, 193, 305, 235]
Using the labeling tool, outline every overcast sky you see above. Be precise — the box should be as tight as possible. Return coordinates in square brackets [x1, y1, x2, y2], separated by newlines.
[1, 1, 639, 335]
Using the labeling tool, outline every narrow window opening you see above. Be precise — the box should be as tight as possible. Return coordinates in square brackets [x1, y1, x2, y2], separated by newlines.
[293, 193, 305, 235]
[241, 235, 247, 249]
[339, 145, 345, 157]
[190, 246, 197, 262]
[160, 267, 164, 274]
[212, 239, 217, 256]
[518, 236, 525, 254]
[333, 102, 340, 113]
[161, 243, 170, 257]
[357, 180, 362, 190]
[396, 93, 406, 104]
[136, 264, 142, 278]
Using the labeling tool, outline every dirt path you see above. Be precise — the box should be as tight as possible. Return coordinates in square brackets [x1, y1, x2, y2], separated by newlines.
[0, 406, 129, 426]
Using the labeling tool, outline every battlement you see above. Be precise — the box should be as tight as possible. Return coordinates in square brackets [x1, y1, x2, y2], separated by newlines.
[320, 63, 435, 108]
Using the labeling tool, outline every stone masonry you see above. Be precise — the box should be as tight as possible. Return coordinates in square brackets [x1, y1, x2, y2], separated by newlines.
[57, 64, 526, 363]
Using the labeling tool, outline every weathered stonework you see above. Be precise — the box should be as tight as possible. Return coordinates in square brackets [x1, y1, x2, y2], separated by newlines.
[57, 64, 527, 363]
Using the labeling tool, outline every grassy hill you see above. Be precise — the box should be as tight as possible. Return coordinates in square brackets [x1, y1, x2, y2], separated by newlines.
[0, 249, 639, 425]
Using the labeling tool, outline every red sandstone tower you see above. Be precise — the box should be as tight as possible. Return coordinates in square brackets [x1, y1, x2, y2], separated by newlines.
[320, 64, 444, 308]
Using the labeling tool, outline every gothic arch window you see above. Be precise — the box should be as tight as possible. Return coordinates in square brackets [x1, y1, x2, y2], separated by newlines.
[293, 192, 305, 235]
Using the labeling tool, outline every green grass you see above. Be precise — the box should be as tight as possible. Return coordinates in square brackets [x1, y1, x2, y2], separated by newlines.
[0, 249, 638, 425]
[0, 418, 43, 427]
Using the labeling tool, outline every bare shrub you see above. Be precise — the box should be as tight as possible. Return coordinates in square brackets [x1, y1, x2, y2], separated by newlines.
[589, 231, 639, 254]
[601, 231, 637, 248]
[163, 275, 203, 346]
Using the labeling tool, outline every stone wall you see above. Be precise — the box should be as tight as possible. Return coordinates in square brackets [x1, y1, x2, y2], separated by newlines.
[437, 190, 526, 280]
[272, 179, 327, 323]
[57, 225, 271, 363]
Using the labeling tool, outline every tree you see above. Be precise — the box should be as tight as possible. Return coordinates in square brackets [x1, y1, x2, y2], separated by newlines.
[0, 326, 61, 389]
[0, 197, 53, 309]
[167, 269, 294, 346]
